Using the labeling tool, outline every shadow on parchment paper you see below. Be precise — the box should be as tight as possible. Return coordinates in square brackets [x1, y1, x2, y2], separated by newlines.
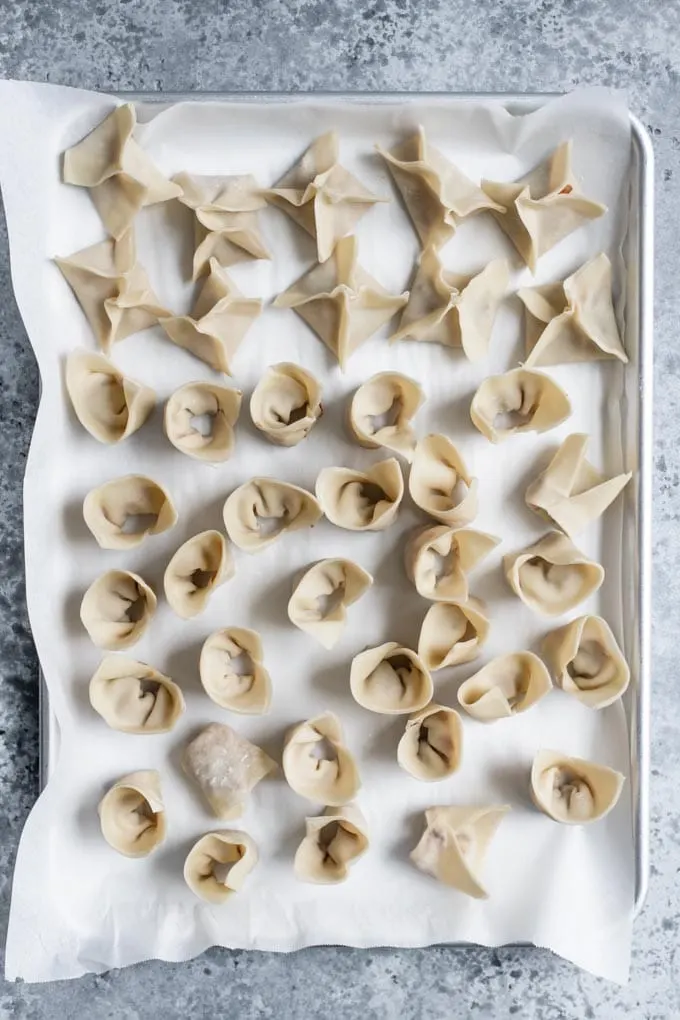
[388, 808, 426, 864]
[63, 586, 85, 639]
[363, 714, 404, 766]
[62, 495, 94, 544]
[163, 634, 205, 699]
[487, 759, 536, 810]
[311, 659, 352, 707]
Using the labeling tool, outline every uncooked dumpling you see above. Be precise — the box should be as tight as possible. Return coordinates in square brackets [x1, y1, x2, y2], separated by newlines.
[504, 531, 604, 616]
[164, 381, 242, 462]
[526, 433, 632, 537]
[457, 652, 552, 722]
[294, 804, 369, 884]
[481, 141, 606, 271]
[223, 477, 322, 552]
[348, 372, 424, 461]
[411, 804, 510, 898]
[417, 598, 489, 670]
[83, 474, 177, 550]
[397, 704, 463, 781]
[200, 627, 272, 714]
[542, 615, 630, 709]
[89, 656, 185, 733]
[163, 530, 233, 619]
[530, 749, 625, 824]
[250, 363, 322, 447]
[274, 235, 408, 368]
[98, 770, 166, 857]
[409, 434, 478, 527]
[80, 569, 156, 650]
[350, 642, 433, 715]
[183, 830, 258, 904]
[282, 712, 360, 806]
[470, 368, 571, 443]
[66, 349, 155, 444]
[287, 558, 373, 649]
[316, 458, 404, 532]
[405, 525, 500, 602]
[183, 723, 276, 819]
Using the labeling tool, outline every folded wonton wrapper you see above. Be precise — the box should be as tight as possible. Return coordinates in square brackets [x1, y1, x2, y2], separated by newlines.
[504, 531, 605, 617]
[183, 830, 258, 904]
[89, 656, 185, 733]
[417, 598, 490, 670]
[80, 569, 156, 650]
[481, 141, 606, 271]
[457, 652, 552, 722]
[411, 804, 510, 898]
[250, 363, 322, 447]
[287, 558, 373, 649]
[348, 371, 424, 461]
[223, 477, 322, 552]
[83, 474, 178, 550]
[397, 704, 463, 781]
[542, 615, 630, 709]
[274, 235, 408, 368]
[163, 530, 233, 620]
[404, 525, 500, 603]
[409, 434, 478, 527]
[294, 804, 369, 884]
[200, 627, 272, 714]
[526, 433, 632, 537]
[470, 368, 571, 443]
[530, 749, 625, 824]
[183, 723, 276, 819]
[62, 103, 182, 239]
[350, 642, 433, 715]
[282, 712, 360, 806]
[316, 458, 404, 532]
[98, 770, 166, 858]
[164, 381, 242, 462]
[66, 349, 155, 444]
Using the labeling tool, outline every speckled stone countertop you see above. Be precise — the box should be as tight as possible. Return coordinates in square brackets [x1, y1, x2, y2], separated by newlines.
[0, 1, 676, 1017]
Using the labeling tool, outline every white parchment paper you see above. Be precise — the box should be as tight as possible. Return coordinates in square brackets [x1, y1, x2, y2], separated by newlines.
[0, 81, 637, 983]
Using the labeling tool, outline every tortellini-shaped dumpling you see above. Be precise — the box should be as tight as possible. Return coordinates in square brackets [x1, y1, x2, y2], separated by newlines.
[409, 434, 478, 527]
[397, 704, 463, 781]
[457, 652, 552, 722]
[316, 458, 404, 532]
[283, 712, 360, 806]
[470, 368, 571, 444]
[542, 615, 630, 709]
[183, 830, 258, 904]
[348, 372, 424, 461]
[200, 627, 272, 715]
[66, 349, 155, 444]
[530, 749, 625, 825]
[350, 642, 433, 715]
[98, 769, 166, 857]
[163, 530, 233, 620]
[80, 569, 157, 650]
[83, 474, 177, 550]
[294, 804, 369, 884]
[287, 558, 373, 649]
[183, 723, 276, 819]
[417, 598, 489, 671]
[89, 656, 185, 733]
[405, 525, 500, 603]
[223, 477, 322, 552]
[504, 531, 605, 616]
[411, 804, 510, 898]
[164, 381, 242, 462]
[250, 363, 322, 447]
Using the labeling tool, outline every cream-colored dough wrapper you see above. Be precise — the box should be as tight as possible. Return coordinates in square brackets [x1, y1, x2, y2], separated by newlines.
[80, 569, 156, 650]
[98, 770, 166, 858]
[530, 749, 625, 824]
[65, 349, 155, 444]
[183, 830, 258, 904]
[411, 804, 510, 898]
[316, 457, 404, 532]
[287, 558, 373, 649]
[283, 712, 360, 806]
[250, 363, 322, 447]
[542, 615, 630, 708]
[409, 434, 478, 527]
[83, 474, 177, 550]
[504, 531, 604, 616]
[294, 804, 369, 884]
[350, 642, 433, 715]
[223, 477, 322, 552]
[164, 381, 242, 462]
[89, 656, 185, 733]
[397, 704, 463, 781]
[417, 598, 490, 670]
[200, 627, 272, 715]
[457, 652, 552, 722]
[404, 525, 500, 602]
[348, 372, 425, 461]
[163, 530, 233, 620]
[470, 368, 571, 443]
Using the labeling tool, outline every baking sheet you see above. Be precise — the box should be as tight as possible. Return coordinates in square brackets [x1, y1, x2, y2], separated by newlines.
[0, 81, 644, 984]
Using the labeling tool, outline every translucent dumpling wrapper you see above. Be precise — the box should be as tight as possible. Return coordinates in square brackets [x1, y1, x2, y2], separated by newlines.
[481, 141, 606, 271]
[98, 770, 166, 858]
[62, 102, 182, 239]
[525, 433, 632, 537]
[417, 598, 490, 670]
[287, 558, 373, 650]
[65, 349, 155, 444]
[542, 615, 630, 709]
[405, 525, 500, 603]
[519, 254, 627, 367]
[183, 723, 276, 819]
[391, 247, 509, 362]
[457, 652, 552, 722]
[376, 126, 503, 249]
[250, 363, 323, 447]
[80, 569, 157, 650]
[163, 530, 233, 620]
[164, 381, 242, 462]
[282, 712, 360, 806]
[350, 642, 433, 715]
[504, 531, 605, 616]
[83, 474, 178, 550]
[183, 830, 258, 904]
[294, 804, 369, 884]
[397, 704, 463, 781]
[89, 655, 185, 733]
[411, 804, 510, 898]
[316, 457, 404, 532]
[274, 235, 408, 368]
[200, 627, 272, 714]
[530, 749, 625, 825]
[223, 477, 322, 552]
[470, 368, 571, 443]
[348, 371, 425, 461]
[409, 434, 478, 527]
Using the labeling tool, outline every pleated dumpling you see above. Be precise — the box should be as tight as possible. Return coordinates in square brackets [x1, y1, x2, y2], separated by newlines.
[471, 368, 571, 443]
[98, 770, 166, 857]
[348, 372, 424, 461]
[397, 704, 463, 781]
[283, 712, 360, 806]
[405, 525, 500, 603]
[504, 531, 604, 616]
[542, 615, 630, 709]
[294, 804, 369, 884]
[164, 381, 242, 462]
[163, 530, 233, 620]
[457, 652, 552, 722]
[183, 723, 276, 819]
[417, 598, 490, 670]
[184, 830, 258, 904]
[80, 569, 156, 650]
[223, 477, 322, 552]
[83, 474, 177, 550]
[530, 750, 625, 824]
[66, 349, 155, 444]
[409, 434, 477, 527]
[200, 627, 272, 715]
[287, 558, 373, 649]
[89, 656, 185, 733]
[350, 642, 433, 715]
[316, 458, 404, 532]
[411, 804, 510, 898]
[250, 363, 323, 447]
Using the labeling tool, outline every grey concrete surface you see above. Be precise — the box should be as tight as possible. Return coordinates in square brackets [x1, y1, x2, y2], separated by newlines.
[0, 1, 677, 1017]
